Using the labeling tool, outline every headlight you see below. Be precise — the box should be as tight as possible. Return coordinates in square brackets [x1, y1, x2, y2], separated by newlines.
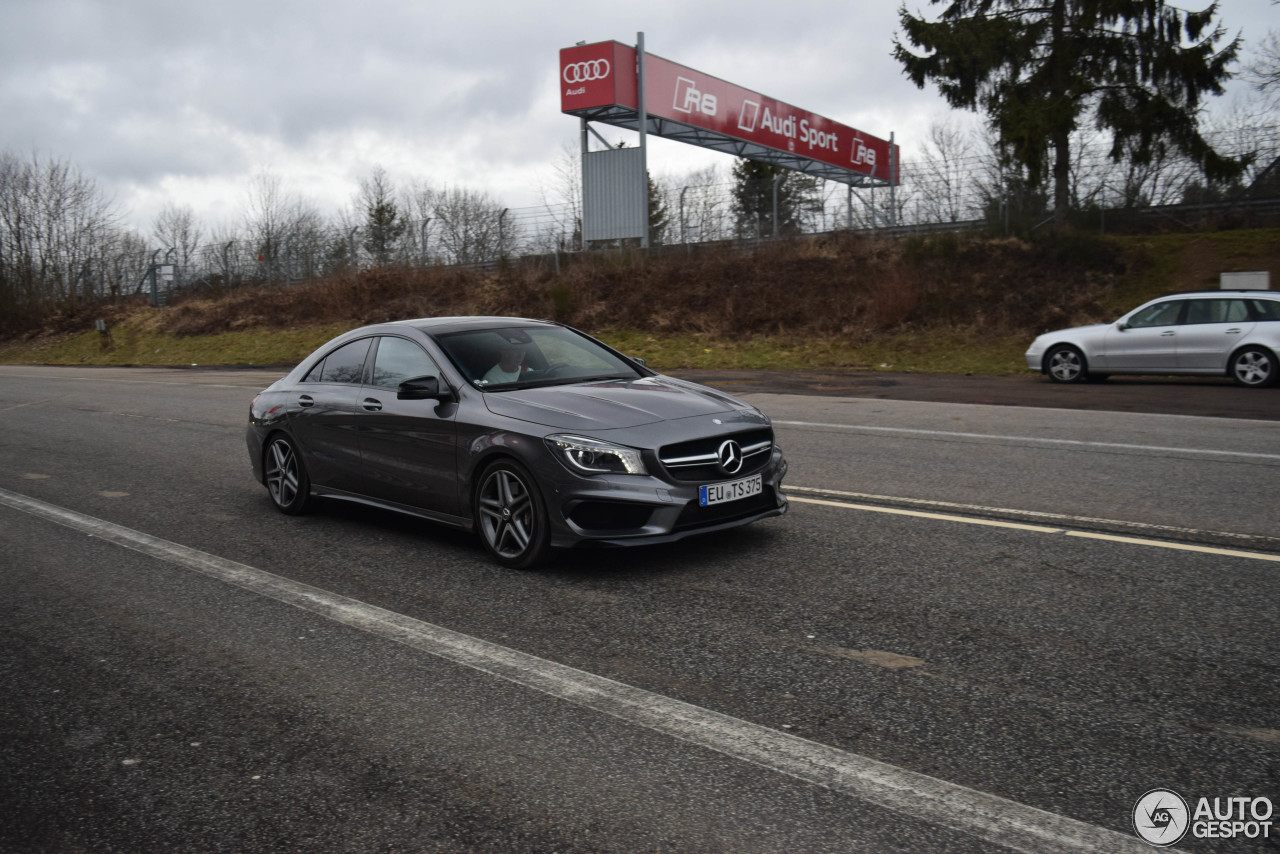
[546, 434, 648, 475]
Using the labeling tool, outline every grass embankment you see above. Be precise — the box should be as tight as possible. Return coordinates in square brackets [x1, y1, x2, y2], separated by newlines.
[3, 229, 1277, 375]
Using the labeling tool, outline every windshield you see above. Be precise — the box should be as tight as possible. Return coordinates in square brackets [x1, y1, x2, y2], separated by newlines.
[433, 325, 643, 390]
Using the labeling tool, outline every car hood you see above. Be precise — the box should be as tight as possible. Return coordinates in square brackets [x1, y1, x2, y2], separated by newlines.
[482, 375, 752, 430]
[1034, 323, 1112, 343]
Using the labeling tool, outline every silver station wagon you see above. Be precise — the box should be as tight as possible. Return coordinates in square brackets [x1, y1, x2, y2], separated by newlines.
[1026, 290, 1280, 387]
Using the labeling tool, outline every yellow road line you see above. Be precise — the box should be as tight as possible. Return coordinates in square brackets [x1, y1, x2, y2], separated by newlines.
[1065, 531, 1280, 562]
[788, 497, 1062, 533]
[789, 496, 1280, 563]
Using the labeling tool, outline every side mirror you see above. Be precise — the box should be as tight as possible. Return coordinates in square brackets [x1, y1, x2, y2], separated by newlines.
[397, 375, 450, 401]
[630, 356, 648, 367]
[1116, 321, 1129, 331]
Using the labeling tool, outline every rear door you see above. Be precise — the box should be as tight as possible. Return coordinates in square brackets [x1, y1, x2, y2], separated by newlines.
[288, 338, 372, 492]
[1176, 298, 1255, 370]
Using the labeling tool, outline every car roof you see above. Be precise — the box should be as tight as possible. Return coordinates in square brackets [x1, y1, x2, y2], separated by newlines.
[1152, 290, 1279, 299]
[392, 316, 557, 335]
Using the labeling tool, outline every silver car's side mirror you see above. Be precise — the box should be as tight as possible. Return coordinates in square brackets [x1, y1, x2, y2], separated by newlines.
[1116, 321, 1129, 331]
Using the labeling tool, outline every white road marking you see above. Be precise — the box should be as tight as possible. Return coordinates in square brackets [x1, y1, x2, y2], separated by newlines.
[789, 496, 1280, 563]
[0, 485, 1146, 854]
[0, 370, 263, 390]
[786, 485, 1280, 546]
[773, 419, 1280, 461]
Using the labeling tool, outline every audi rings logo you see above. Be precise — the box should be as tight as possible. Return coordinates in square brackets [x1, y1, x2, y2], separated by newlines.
[563, 59, 610, 84]
[717, 440, 744, 475]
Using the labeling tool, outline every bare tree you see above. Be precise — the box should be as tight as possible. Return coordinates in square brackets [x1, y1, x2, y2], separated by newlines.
[240, 171, 321, 283]
[667, 165, 730, 243]
[152, 202, 203, 266]
[537, 142, 583, 252]
[914, 119, 980, 224]
[417, 184, 513, 265]
[0, 150, 122, 328]
[1245, 13, 1280, 108]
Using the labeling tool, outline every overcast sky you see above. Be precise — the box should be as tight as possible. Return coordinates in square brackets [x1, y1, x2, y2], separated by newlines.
[1, 0, 1275, 234]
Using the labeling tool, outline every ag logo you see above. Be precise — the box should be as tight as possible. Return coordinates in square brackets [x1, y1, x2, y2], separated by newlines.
[1133, 789, 1190, 847]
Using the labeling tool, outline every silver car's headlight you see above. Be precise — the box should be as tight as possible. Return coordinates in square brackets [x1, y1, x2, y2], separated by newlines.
[546, 434, 648, 475]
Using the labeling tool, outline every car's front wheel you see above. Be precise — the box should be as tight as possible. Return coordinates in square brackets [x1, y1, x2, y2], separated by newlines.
[1231, 346, 1277, 388]
[474, 459, 551, 569]
[1045, 345, 1089, 383]
[264, 434, 313, 514]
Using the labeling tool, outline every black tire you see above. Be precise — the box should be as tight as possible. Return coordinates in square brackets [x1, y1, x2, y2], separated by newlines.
[473, 459, 551, 569]
[264, 434, 313, 515]
[1230, 346, 1277, 388]
[1044, 345, 1089, 384]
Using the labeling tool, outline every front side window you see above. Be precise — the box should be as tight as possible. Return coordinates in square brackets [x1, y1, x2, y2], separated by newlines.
[370, 337, 440, 389]
[1127, 301, 1184, 329]
[318, 338, 372, 385]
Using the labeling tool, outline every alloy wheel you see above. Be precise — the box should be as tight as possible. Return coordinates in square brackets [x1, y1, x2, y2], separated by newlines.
[1233, 349, 1275, 387]
[266, 438, 300, 508]
[1047, 347, 1085, 383]
[477, 467, 539, 561]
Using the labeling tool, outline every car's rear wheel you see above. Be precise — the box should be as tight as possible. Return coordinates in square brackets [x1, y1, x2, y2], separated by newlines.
[474, 460, 550, 569]
[1045, 345, 1089, 383]
[264, 434, 313, 514]
[1231, 346, 1277, 388]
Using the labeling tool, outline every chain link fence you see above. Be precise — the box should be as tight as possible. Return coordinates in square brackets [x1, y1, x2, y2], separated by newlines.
[37, 122, 1280, 308]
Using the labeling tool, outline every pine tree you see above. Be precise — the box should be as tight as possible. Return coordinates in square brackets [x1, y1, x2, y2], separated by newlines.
[894, 0, 1245, 228]
[359, 166, 407, 265]
[731, 159, 803, 237]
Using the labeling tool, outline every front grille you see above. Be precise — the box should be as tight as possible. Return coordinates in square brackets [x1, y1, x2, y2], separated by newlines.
[658, 428, 773, 483]
[673, 487, 777, 531]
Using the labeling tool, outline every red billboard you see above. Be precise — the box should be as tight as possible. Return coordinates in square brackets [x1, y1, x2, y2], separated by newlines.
[560, 41, 898, 184]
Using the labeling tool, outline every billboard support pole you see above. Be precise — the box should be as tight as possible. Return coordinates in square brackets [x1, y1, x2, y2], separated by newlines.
[637, 31, 649, 249]
[889, 131, 897, 228]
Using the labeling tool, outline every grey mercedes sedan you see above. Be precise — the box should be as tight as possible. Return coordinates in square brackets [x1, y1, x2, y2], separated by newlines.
[247, 317, 788, 568]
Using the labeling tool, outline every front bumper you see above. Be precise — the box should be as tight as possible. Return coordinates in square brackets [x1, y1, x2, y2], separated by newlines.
[543, 446, 789, 549]
[1024, 343, 1046, 372]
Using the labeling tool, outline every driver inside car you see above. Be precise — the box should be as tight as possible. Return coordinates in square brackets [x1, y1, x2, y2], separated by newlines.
[482, 344, 527, 385]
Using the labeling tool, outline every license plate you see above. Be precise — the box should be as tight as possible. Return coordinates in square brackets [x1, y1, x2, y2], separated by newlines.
[699, 474, 762, 507]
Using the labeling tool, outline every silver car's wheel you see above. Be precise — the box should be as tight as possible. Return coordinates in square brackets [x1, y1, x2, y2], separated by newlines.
[265, 435, 312, 514]
[1045, 345, 1088, 383]
[475, 461, 550, 568]
[1231, 347, 1277, 388]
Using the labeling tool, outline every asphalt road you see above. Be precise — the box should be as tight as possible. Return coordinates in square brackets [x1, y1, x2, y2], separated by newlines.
[1, 365, 1277, 853]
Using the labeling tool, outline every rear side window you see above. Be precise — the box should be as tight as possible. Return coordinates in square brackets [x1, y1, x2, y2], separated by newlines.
[1251, 299, 1280, 322]
[317, 339, 372, 385]
[1185, 299, 1250, 324]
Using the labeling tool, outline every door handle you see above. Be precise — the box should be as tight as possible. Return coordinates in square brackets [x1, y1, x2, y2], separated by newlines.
[362, 398, 383, 412]
[1160, 331, 1175, 336]
[298, 394, 314, 408]
[1225, 328, 1242, 334]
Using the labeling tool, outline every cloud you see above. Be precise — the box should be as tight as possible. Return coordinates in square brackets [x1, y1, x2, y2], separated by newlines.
[1, 0, 1271, 232]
